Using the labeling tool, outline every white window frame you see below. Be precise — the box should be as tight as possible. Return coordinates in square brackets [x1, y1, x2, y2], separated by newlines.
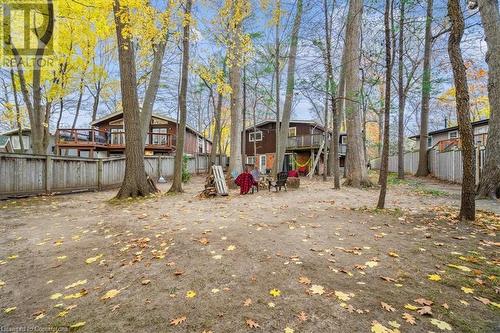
[288, 127, 297, 137]
[249, 131, 263, 142]
[152, 128, 167, 145]
[448, 130, 458, 139]
[341, 136, 347, 144]
[246, 156, 256, 165]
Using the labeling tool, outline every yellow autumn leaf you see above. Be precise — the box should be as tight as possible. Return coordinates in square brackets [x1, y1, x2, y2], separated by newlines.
[7, 255, 18, 260]
[0, 280, 5, 288]
[69, 321, 86, 329]
[284, 327, 294, 333]
[430, 318, 452, 331]
[227, 245, 236, 251]
[65, 280, 87, 289]
[269, 288, 281, 297]
[404, 304, 418, 310]
[85, 254, 103, 264]
[101, 289, 120, 300]
[50, 293, 63, 300]
[365, 261, 378, 268]
[64, 290, 87, 299]
[371, 320, 398, 333]
[4, 307, 16, 313]
[428, 274, 442, 281]
[461, 286, 474, 294]
[447, 264, 471, 272]
[186, 290, 196, 298]
[334, 291, 351, 301]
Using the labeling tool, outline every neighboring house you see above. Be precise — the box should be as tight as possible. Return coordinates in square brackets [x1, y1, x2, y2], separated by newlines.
[409, 119, 489, 152]
[0, 135, 13, 153]
[243, 120, 347, 174]
[55, 111, 212, 158]
[0, 128, 55, 155]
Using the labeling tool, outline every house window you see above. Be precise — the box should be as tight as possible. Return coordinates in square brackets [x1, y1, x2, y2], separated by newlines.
[448, 130, 458, 139]
[249, 131, 263, 142]
[288, 127, 297, 137]
[110, 128, 125, 145]
[427, 136, 432, 147]
[198, 137, 204, 153]
[152, 128, 167, 145]
[341, 136, 347, 145]
[246, 156, 256, 165]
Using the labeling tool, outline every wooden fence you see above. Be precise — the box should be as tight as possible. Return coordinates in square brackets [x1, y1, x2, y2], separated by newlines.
[371, 146, 485, 185]
[0, 153, 228, 198]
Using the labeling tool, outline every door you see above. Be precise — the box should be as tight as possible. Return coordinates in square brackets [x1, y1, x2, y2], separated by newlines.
[259, 155, 266, 173]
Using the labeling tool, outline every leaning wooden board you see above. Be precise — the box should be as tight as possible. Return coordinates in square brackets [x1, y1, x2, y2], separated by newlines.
[212, 165, 228, 196]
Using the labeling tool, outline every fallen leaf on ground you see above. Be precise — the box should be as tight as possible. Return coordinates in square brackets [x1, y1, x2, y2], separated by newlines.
[101, 289, 120, 300]
[141, 279, 151, 285]
[65, 280, 87, 289]
[297, 311, 308, 321]
[284, 328, 294, 333]
[69, 321, 86, 329]
[402, 313, 416, 325]
[309, 285, 325, 295]
[4, 307, 16, 313]
[170, 316, 186, 326]
[414, 298, 433, 306]
[298, 276, 311, 285]
[186, 290, 196, 298]
[243, 298, 252, 306]
[269, 289, 281, 297]
[417, 306, 432, 315]
[381, 302, 396, 312]
[430, 318, 452, 331]
[246, 318, 260, 328]
[428, 274, 442, 281]
[461, 286, 474, 294]
[85, 254, 103, 264]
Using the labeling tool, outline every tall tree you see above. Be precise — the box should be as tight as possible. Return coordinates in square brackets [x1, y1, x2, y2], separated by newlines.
[323, 0, 340, 188]
[5, 0, 54, 155]
[343, 0, 371, 187]
[397, 0, 406, 179]
[475, 0, 500, 199]
[113, 0, 157, 198]
[170, 0, 193, 193]
[274, 0, 281, 176]
[447, 0, 475, 221]
[415, 0, 433, 176]
[377, 0, 394, 209]
[226, 0, 251, 178]
[276, 0, 304, 173]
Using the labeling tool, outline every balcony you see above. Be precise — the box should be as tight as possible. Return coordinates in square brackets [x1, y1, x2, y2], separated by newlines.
[56, 128, 176, 151]
[287, 134, 347, 155]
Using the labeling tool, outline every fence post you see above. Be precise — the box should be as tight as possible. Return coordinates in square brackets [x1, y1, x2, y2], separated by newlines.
[45, 155, 53, 194]
[157, 156, 162, 180]
[97, 159, 103, 190]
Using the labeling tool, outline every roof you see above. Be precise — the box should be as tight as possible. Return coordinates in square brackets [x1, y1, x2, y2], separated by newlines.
[0, 128, 32, 136]
[409, 118, 489, 139]
[92, 111, 212, 143]
[247, 119, 347, 135]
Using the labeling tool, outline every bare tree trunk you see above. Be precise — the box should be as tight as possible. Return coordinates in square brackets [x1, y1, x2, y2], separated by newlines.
[170, 0, 192, 193]
[397, 0, 406, 179]
[210, 92, 222, 165]
[343, 0, 371, 187]
[227, 6, 244, 177]
[91, 80, 102, 122]
[476, 0, 500, 199]
[71, 75, 86, 130]
[242, 66, 247, 169]
[377, 0, 394, 209]
[9, 68, 25, 153]
[415, 0, 433, 177]
[113, 0, 157, 198]
[331, 47, 347, 187]
[448, 0, 475, 221]
[276, 0, 303, 173]
[274, 0, 281, 177]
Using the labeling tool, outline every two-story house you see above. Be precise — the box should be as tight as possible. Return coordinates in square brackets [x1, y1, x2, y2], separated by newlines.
[55, 111, 212, 158]
[243, 120, 347, 175]
[409, 118, 489, 152]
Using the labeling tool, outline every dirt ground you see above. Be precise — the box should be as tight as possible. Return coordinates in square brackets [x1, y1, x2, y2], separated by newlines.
[0, 173, 499, 333]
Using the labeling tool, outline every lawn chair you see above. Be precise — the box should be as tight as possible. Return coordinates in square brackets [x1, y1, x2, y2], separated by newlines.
[268, 171, 288, 192]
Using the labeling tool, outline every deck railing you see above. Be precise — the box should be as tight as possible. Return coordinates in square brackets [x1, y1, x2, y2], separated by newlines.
[287, 134, 347, 154]
[56, 128, 175, 149]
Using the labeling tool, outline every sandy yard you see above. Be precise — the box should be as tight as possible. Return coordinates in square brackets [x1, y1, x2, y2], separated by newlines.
[0, 173, 499, 333]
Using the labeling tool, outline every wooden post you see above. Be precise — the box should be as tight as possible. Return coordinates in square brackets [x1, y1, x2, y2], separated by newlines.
[157, 156, 162, 180]
[45, 155, 53, 194]
[97, 159, 103, 190]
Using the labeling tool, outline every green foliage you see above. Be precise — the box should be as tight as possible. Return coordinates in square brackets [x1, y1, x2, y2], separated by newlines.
[182, 154, 191, 183]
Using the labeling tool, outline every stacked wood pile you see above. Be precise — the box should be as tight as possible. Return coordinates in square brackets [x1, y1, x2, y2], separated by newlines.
[198, 174, 218, 198]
